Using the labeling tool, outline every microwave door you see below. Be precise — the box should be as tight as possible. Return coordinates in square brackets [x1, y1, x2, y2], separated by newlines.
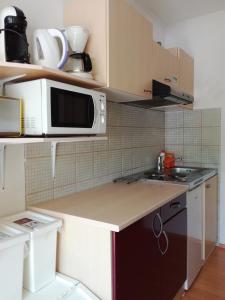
[49, 87, 96, 135]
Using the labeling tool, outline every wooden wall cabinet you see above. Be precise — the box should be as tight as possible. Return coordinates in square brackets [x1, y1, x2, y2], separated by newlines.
[64, 0, 153, 100]
[169, 48, 194, 96]
[153, 42, 179, 88]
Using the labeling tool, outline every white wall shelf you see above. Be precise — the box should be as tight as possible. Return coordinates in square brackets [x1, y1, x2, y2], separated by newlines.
[0, 136, 107, 145]
[0, 63, 107, 189]
[0, 62, 104, 92]
[0, 136, 108, 188]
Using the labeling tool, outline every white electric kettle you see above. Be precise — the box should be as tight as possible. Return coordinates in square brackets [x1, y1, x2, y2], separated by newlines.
[32, 29, 68, 69]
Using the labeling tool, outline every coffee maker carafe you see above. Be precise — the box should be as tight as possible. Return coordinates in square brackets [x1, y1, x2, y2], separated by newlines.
[0, 6, 30, 63]
[64, 26, 93, 79]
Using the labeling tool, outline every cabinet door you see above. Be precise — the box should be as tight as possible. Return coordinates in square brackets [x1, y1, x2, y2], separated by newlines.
[64, 0, 108, 83]
[204, 176, 218, 260]
[112, 209, 161, 300]
[169, 48, 194, 96]
[179, 49, 194, 96]
[108, 0, 153, 98]
[159, 209, 187, 299]
[153, 42, 179, 87]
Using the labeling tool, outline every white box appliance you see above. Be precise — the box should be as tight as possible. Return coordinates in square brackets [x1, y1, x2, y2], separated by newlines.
[2, 211, 62, 293]
[6, 79, 106, 136]
[0, 224, 29, 300]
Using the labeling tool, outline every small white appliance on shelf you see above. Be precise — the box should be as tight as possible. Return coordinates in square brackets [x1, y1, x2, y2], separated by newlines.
[5, 79, 106, 136]
[0, 6, 30, 63]
[32, 28, 68, 70]
[63, 26, 93, 79]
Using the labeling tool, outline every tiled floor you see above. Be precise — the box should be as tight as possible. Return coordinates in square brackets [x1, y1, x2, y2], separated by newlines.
[184, 247, 225, 300]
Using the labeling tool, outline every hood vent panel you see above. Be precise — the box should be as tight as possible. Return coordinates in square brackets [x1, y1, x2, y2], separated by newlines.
[121, 80, 194, 109]
[152, 80, 194, 107]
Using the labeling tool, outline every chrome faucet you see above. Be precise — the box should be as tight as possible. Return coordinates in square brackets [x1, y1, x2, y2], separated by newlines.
[157, 154, 165, 173]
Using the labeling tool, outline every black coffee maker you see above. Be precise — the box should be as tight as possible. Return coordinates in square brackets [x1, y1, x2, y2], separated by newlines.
[0, 6, 30, 63]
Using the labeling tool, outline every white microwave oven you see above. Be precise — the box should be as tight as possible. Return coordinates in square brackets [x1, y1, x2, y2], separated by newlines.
[6, 79, 106, 136]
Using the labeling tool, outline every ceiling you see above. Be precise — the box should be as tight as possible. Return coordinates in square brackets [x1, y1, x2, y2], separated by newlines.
[133, 0, 225, 24]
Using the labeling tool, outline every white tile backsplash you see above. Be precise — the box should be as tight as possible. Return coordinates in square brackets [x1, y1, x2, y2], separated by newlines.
[202, 108, 221, 127]
[166, 108, 221, 168]
[76, 152, 94, 183]
[25, 102, 165, 205]
[54, 154, 76, 188]
[183, 145, 202, 163]
[25, 143, 51, 159]
[183, 110, 202, 128]
[165, 111, 184, 129]
[202, 127, 221, 146]
[165, 128, 184, 145]
[25, 105, 221, 206]
[93, 151, 109, 178]
[184, 127, 201, 145]
[25, 157, 53, 195]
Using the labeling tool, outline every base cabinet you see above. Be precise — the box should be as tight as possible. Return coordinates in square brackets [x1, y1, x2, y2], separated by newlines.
[112, 209, 161, 300]
[112, 194, 187, 300]
[160, 208, 187, 299]
[41, 195, 187, 300]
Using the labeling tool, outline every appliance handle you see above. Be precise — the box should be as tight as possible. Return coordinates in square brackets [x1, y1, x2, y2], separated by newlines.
[48, 29, 68, 69]
[158, 231, 169, 256]
[82, 53, 92, 72]
[152, 213, 163, 238]
[170, 202, 181, 209]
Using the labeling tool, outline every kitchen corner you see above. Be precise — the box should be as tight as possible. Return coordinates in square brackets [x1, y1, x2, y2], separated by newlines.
[31, 181, 188, 300]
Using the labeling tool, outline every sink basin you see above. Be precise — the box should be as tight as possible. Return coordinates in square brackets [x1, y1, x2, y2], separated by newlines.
[169, 167, 198, 177]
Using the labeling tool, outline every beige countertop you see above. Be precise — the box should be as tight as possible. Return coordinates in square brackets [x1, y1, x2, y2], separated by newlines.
[31, 181, 187, 232]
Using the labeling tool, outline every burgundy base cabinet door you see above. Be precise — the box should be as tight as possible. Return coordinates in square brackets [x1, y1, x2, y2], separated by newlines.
[112, 194, 187, 300]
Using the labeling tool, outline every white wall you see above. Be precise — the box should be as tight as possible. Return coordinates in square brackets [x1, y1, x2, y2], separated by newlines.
[164, 10, 225, 244]
[0, 145, 25, 217]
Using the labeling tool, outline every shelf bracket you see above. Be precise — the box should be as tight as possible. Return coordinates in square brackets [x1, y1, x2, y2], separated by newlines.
[0, 144, 6, 190]
[51, 142, 58, 179]
[0, 74, 26, 95]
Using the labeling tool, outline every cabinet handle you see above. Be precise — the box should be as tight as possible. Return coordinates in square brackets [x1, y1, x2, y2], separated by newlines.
[206, 184, 211, 189]
[152, 213, 163, 238]
[144, 89, 152, 94]
[170, 202, 181, 209]
[158, 231, 169, 256]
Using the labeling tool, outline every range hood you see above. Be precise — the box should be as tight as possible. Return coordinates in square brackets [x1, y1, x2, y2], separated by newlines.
[152, 80, 194, 106]
[122, 80, 194, 109]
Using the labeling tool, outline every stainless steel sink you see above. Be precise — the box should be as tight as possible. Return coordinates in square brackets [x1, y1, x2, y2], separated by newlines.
[169, 167, 198, 177]
[144, 166, 217, 190]
[115, 166, 217, 191]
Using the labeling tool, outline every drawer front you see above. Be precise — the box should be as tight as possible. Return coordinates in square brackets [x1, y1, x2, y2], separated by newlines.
[161, 193, 186, 223]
